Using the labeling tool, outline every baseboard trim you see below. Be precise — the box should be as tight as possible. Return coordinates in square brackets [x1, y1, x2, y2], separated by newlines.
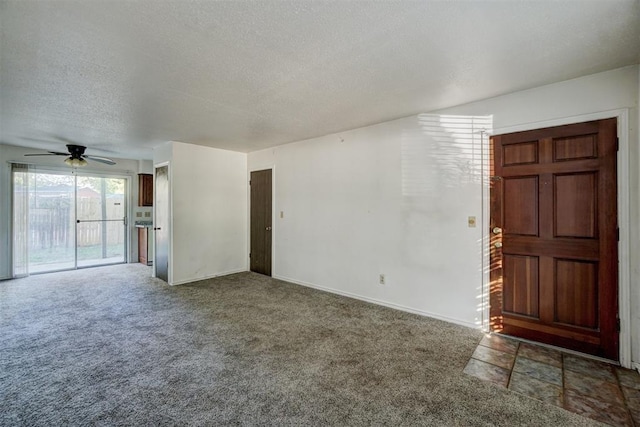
[273, 274, 477, 329]
[171, 268, 247, 286]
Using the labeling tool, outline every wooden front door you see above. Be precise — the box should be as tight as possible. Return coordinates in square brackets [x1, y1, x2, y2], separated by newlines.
[490, 118, 618, 360]
[250, 169, 272, 276]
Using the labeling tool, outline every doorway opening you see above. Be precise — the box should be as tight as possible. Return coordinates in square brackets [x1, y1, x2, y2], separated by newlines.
[12, 165, 128, 276]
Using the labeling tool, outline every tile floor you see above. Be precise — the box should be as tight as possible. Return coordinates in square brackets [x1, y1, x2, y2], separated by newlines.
[464, 334, 640, 426]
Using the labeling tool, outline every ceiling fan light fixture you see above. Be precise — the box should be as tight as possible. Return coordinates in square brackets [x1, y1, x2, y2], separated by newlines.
[64, 157, 88, 167]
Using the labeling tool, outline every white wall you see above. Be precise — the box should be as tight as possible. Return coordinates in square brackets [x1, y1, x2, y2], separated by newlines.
[249, 115, 489, 327]
[248, 65, 640, 366]
[637, 64, 640, 370]
[154, 141, 247, 285]
[0, 144, 142, 278]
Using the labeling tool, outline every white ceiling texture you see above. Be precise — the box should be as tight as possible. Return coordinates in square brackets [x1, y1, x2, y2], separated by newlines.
[1, 0, 639, 160]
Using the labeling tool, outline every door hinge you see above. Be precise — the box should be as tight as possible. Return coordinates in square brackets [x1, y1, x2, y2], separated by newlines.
[617, 228, 620, 241]
[249, 180, 251, 185]
[616, 318, 621, 332]
[616, 137, 619, 151]
[249, 253, 251, 258]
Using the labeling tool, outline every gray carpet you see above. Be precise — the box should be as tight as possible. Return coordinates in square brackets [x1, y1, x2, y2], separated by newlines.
[1, 264, 598, 426]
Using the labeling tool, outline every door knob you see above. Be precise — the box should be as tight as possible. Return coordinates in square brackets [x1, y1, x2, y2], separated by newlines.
[494, 242, 502, 248]
[154, 227, 161, 231]
[266, 226, 272, 231]
[493, 227, 502, 234]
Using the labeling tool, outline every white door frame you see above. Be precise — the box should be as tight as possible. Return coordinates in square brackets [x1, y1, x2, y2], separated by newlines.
[483, 108, 632, 369]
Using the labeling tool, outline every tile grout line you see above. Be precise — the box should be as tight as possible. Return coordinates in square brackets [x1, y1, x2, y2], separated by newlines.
[560, 352, 566, 409]
[505, 342, 519, 389]
[615, 367, 637, 427]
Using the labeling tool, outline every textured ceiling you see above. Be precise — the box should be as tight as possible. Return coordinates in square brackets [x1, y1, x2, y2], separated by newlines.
[1, 0, 639, 159]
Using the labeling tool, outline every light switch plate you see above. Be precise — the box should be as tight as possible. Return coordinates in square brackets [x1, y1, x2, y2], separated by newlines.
[136, 212, 142, 217]
[468, 216, 476, 228]
[144, 212, 151, 217]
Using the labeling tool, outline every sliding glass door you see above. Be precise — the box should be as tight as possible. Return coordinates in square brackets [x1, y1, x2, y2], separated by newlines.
[76, 177, 126, 268]
[12, 166, 127, 275]
[22, 171, 76, 273]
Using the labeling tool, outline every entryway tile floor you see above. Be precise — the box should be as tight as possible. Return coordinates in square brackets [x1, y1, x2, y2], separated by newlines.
[464, 334, 640, 426]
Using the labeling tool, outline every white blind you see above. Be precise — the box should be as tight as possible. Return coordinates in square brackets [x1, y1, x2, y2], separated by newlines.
[11, 163, 34, 277]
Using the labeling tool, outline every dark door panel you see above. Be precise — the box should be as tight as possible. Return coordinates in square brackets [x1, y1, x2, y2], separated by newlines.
[250, 169, 272, 276]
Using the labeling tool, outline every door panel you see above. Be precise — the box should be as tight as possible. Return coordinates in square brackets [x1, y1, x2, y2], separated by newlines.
[250, 169, 272, 276]
[503, 141, 538, 165]
[554, 173, 597, 238]
[155, 166, 169, 282]
[503, 177, 538, 236]
[28, 173, 76, 273]
[490, 118, 618, 360]
[503, 255, 539, 318]
[76, 176, 126, 267]
[555, 259, 598, 328]
[554, 134, 597, 161]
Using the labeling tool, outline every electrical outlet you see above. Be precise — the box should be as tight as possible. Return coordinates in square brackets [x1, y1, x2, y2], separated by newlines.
[379, 274, 385, 285]
[280, 211, 284, 218]
[144, 212, 151, 217]
[136, 212, 142, 217]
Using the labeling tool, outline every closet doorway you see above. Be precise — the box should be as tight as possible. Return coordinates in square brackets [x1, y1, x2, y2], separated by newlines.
[12, 165, 128, 275]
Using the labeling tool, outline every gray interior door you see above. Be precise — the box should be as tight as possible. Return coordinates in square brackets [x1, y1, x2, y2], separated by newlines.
[154, 165, 169, 282]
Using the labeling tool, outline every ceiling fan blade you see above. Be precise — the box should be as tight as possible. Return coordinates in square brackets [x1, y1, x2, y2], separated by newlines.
[24, 151, 68, 156]
[83, 155, 116, 165]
